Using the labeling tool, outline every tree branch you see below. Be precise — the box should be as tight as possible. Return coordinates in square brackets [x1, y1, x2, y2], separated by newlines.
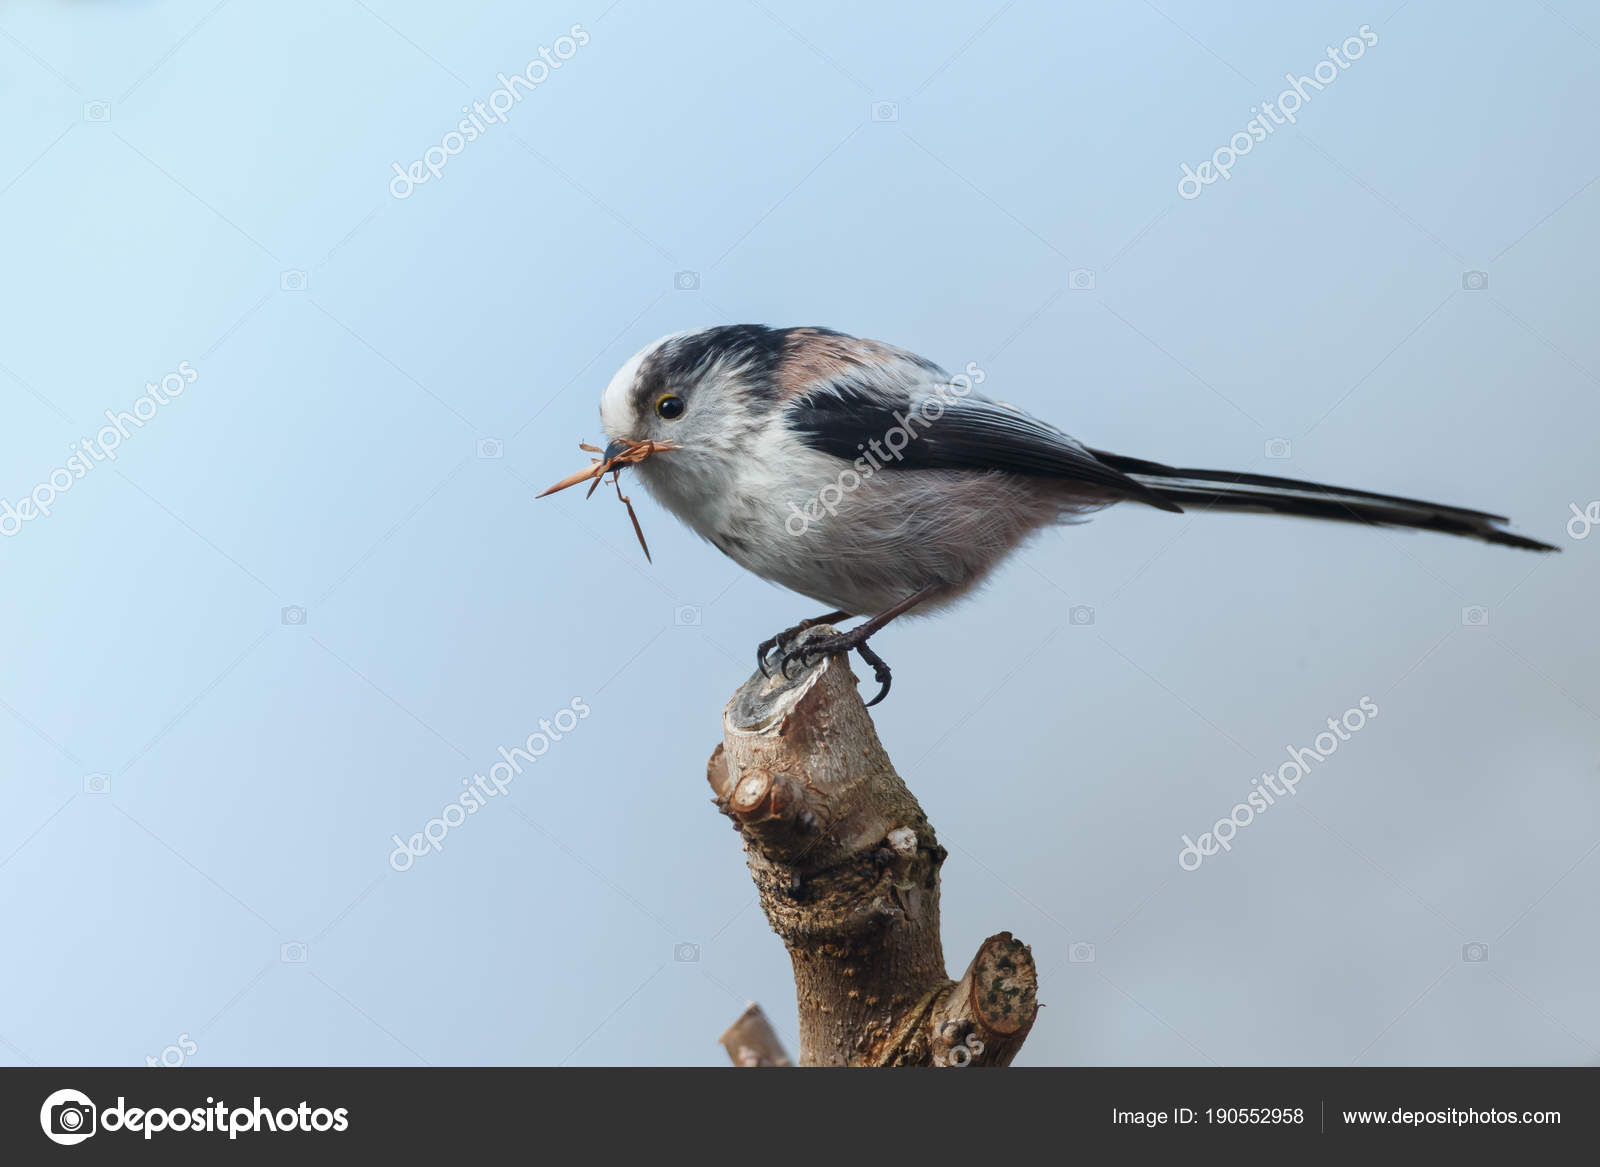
[706, 626, 1039, 1067]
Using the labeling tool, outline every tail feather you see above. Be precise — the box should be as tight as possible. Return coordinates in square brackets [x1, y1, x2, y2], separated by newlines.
[1090, 449, 1557, 553]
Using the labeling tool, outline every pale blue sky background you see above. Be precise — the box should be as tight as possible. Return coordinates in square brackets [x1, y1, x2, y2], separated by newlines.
[1, 0, 1596, 1066]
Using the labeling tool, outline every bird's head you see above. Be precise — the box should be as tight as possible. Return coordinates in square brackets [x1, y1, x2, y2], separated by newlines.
[596, 325, 788, 500]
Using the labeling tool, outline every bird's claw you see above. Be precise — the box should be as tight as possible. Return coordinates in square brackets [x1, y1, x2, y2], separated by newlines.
[755, 610, 891, 703]
[756, 635, 781, 678]
[777, 637, 829, 680]
[854, 642, 892, 707]
[757, 611, 849, 679]
[760, 632, 811, 678]
[772, 633, 892, 706]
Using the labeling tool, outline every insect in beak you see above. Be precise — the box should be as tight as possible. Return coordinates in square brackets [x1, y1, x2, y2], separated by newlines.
[536, 438, 680, 562]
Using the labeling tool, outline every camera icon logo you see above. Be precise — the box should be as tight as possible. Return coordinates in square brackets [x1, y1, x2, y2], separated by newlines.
[475, 437, 504, 460]
[871, 101, 898, 122]
[1069, 942, 1096, 963]
[1462, 942, 1489, 963]
[674, 270, 700, 291]
[1461, 605, 1490, 627]
[674, 942, 700, 963]
[1264, 437, 1292, 460]
[83, 101, 112, 123]
[1461, 270, 1489, 291]
[674, 605, 702, 627]
[280, 941, 308, 963]
[279, 270, 308, 292]
[83, 773, 111, 795]
[1067, 604, 1095, 627]
[40, 1089, 97, 1146]
[1068, 268, 1096, 291]
[281, 605, 307, 626]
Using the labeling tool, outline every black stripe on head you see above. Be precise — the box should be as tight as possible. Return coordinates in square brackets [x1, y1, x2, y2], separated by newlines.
[632, 325, 784, 415]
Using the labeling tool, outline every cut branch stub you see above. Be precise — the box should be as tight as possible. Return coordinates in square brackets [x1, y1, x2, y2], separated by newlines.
[929, 931, 1040, 1067]
[717, 1003, 793, 1067]
[708, 626, 1040, 1067]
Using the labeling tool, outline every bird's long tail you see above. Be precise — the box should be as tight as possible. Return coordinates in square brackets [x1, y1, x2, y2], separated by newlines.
[1090, 448, 1557, 552]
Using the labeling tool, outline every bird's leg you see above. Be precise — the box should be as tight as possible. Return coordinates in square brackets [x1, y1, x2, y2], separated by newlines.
[777, 585, 941, 706]
[758, 609, 850, 677]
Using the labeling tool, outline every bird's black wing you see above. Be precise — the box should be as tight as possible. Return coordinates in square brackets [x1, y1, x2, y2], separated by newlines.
[787, 381, 1184, 512]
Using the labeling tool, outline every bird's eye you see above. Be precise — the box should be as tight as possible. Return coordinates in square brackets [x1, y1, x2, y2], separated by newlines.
[655, 394, 686, 420]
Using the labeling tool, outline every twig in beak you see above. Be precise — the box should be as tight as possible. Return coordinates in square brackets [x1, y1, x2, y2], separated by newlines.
[534, 443, 608, 499]
[536, 438, 679, 561]
[613, 474, 651, 563]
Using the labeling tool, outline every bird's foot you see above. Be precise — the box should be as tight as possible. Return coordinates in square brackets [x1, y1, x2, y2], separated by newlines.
[757, 610, 849, 677]
[777, 626, 894, 707]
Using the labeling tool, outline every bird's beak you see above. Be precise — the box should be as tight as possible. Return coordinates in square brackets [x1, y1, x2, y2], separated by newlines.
[601, 438, 629, 466]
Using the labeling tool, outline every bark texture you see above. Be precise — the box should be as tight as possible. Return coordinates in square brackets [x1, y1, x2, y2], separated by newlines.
[707, 625, 1039, 1067]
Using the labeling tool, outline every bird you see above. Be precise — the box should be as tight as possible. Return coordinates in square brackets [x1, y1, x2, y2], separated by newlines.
[563, 323, 1556, 706]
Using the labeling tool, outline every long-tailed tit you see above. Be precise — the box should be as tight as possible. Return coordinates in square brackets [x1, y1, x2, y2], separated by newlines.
[566, 324, 1554, 705]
